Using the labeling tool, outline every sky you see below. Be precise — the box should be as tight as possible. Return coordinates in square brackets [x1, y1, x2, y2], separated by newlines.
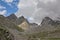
[16, 0, 60, 24]
[0, 0, 60, 24]
[0, 0, 19, 16]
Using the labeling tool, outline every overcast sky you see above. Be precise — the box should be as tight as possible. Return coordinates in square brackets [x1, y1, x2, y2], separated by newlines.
[15, 0, 60, 24]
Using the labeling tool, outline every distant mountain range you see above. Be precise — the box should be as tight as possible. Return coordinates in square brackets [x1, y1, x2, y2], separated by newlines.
[0, 14, 60, 40]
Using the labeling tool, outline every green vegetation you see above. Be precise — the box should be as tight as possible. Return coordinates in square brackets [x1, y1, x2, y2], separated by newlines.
[25, 29, 60, 40]
[46, 38, 60, 40]
[15, 26, 24, 32]
[39, 38, 60, 40]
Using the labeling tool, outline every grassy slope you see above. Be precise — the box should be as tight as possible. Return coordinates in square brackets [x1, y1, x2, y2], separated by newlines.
[22, 25, 60, 40]
[0, 26, 14, 40]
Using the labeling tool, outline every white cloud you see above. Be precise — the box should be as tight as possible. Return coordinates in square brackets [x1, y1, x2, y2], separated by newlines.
[18, 0, 38, 8]
[18, 0, 56, 8]
[0, 6, 5, 9]
[28, 17, 34, 23]
[16, 0, 38, 17]
[4, 0, 13, 3]
[0, 5, 6, 15]
[2, 0, 14, 8]
[39, 0, 56, 4]
[0, 5, 6, 9]
[0, 10, 6, 15]
[16, 0, 60, 24]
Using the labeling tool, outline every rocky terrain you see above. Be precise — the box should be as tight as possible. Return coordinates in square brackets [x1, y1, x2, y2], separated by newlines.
[0, 14, 60, 40]
[0, 26, 14, 40]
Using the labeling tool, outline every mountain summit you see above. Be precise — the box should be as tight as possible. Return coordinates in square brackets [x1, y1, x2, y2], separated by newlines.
[41, 17, 54, 25]
[7, 14, 17, 22]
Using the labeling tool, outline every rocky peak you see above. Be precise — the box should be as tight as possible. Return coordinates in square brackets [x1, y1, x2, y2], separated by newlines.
[18, 16, 25, 21]
[41, 17, 54, 25]
[17, 16, 29, 25]
[7, 14, 17, 20]
[43, 17, 53, 21]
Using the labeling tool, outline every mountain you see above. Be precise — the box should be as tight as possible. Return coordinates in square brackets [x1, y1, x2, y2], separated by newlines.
[1, 14, 60, 40]
[41, 17, 55, 25]
[6, 14, 17, 23]
[17, 16, 29, 30]
[0, 15, 24, 40]
[37, 17, 60, 32]
[25, 17, 60, 40]
[17, 16, 29, 25]
[0, 15, 14, 40]
[7, 14, 28, 24]
[7, 14, 17, 20]
[7, 14, 30, 30]
[41, 17, 60, 26]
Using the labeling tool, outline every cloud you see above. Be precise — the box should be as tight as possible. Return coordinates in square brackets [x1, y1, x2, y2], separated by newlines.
[0, 10, 6, 15]
[1, 0, 14, 7]
[16, 0, 60, 24]
[28, 17, 34, 23]
[0, 5, 6, 15]
[18, 0, 38, 8]
[39, 0, 56, 4]
[4, 0, 13, 3]
[16, 0, 37, 17]
[0, 5, 6, 9]
[37, 0, 60, 18]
